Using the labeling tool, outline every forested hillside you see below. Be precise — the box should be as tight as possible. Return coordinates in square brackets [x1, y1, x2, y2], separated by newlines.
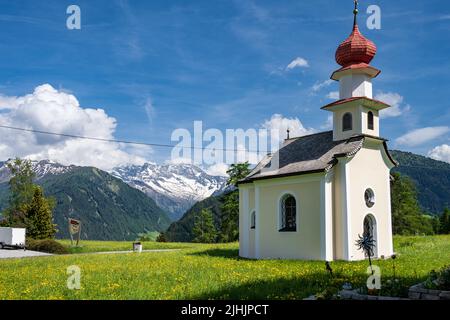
[391, 150, 450, 214]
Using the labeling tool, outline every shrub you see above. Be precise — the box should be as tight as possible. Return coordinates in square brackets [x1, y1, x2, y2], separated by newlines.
[137, 231, 159, 242]
[424, 265, 450, 290]
[156, 233, 167, 242]
[26, 239, 69, 254]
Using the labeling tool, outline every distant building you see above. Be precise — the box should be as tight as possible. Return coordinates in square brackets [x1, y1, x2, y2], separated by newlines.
[238, 3, 396, 261]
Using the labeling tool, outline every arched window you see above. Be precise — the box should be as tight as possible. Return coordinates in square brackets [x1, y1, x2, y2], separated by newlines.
[364, 188, 375, 208]
[363, 214, 377, 258]
[250, 211, 256, 229]
[368, 111, 374, 130]
[343, 113, 353, 131]
[280, 194, 296, 232]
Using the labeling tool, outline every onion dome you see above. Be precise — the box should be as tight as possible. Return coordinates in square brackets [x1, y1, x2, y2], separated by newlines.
[335, 1, 377, 67]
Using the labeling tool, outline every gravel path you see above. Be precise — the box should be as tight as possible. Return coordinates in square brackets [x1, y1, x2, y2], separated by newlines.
[85, 249, 181, 255]
[0, 248, 180, 260]
[0, 249, 52, 259]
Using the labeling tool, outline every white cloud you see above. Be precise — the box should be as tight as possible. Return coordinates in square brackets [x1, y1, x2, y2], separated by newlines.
[320, 115, 333, 130]
[0, 84, 150, 170]
[395, 126, 450, 147]
[0, 94, 20, 110]
[286, 57, 309, 70]
[311, 79, 333, 93]
[428, 144, 450, 163]
[260, 114, 316, 151]
[205, 162, 229, 177]
[143, 97, 155, 123]
[326, 91, 339, 100]
[375, 92, 411, 118]
[165, 157, 192, 165]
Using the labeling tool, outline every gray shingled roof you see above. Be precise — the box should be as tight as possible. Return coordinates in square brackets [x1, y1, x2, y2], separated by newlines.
[240, 131, 366, 183]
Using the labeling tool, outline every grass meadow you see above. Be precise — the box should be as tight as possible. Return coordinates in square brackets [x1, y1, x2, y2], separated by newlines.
[0, 235, 448, 300]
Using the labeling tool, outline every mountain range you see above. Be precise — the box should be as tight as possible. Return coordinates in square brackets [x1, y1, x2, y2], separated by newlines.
[110, 163, 228, 220]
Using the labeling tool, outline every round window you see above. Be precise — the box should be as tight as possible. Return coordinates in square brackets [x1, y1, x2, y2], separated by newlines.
[364, 189, 375, 208]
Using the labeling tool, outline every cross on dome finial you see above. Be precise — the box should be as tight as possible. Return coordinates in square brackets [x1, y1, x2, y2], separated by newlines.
[353, 0, 359, 26]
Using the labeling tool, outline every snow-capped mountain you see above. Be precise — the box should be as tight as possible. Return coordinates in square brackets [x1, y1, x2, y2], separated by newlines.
[110, 163, 229, 221]
[0, 159, 74, 183]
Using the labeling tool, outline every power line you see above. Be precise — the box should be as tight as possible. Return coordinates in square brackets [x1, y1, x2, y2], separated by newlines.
[0, 124, 272, 154]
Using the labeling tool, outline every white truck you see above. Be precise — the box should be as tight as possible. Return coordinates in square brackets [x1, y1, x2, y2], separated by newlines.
[0, 227, 26, 249]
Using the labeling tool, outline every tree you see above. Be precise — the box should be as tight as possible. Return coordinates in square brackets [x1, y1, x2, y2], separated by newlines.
[219, 191, 239, 242]
[193, 209, 217, 243]
[2, 158, 35, 226]
[431, 215, 442, 235]
[2, 158, 58, 239]
[440, 208, 450, 234]
[156, 232, 167, 242]
[219, 162, 251, 242]
[226, 162, 251, 187]
[390, 172, 434, 235]
[24, 186, 57, 239]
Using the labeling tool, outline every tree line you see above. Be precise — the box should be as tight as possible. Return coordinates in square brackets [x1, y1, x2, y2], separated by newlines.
[190, 164, 450, 243]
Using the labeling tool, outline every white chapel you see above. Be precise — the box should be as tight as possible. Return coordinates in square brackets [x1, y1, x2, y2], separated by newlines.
[238, 3, 397, 261]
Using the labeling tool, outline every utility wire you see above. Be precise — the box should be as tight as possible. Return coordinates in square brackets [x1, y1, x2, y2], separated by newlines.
[0, 124, 272, 154]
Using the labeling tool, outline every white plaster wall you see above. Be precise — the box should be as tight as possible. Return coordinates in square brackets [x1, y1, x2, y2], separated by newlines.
[345, 140, 395, 260]
[253, 174, 324, 260]
[339, 74, 373, 99]
[238, 187, 248, 258]
[248, 188, 256, 258]
[239, 186, 256, 258]
[332, 104, 379, 141]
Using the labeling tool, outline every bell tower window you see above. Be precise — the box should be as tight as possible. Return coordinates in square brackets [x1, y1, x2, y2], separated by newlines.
[368, 111, 374, 130]
[343, 113, 353, 131]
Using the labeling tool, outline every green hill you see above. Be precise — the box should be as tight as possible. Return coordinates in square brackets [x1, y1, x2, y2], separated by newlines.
[166, 150, 450, 242]
[164, 191, 230, 242]
[0, 167, 171, 240]
[391, 150, 450, 214]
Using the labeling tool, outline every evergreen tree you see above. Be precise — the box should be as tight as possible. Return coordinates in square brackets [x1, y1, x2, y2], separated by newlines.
[3, 158, 35, 226]
[218, 162, 251, 242]
[440, 208, 450, 234]
[391, 172, 434, 235]
[156, 232, 167, 242]
[219, 191, 239, 242]
[2, 158, 58, 238]
[431, 215, 442, 235]
[226, 162, 251, 187]
[24, 186, 57, 239]
[193, 209, 217, 243]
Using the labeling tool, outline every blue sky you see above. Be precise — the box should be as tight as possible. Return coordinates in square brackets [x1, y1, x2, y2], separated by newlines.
[0, 0, 449, 170]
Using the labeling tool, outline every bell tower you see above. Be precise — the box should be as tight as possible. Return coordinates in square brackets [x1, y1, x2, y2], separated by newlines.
[322, 0, 391, 141]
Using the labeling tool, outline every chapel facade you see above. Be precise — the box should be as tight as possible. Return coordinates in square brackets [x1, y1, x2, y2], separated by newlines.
[238, 2, 397, 261]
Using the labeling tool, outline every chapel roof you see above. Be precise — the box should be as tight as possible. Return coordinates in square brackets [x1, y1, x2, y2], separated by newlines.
[239, 131, 396, 184]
